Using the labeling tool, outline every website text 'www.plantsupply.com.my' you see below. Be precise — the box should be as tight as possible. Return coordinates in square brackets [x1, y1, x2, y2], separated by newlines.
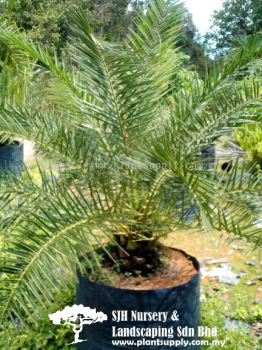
[112, 338, 226, 347]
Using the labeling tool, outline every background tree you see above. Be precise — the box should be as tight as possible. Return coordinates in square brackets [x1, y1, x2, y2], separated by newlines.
[0, 0, 80, 51]
[1, 0, 208, 72]
[205, 0, 262, 55]
[0, 0, 142, 51]
[89, 0, 144, 40]
[178, 5, 208, 77]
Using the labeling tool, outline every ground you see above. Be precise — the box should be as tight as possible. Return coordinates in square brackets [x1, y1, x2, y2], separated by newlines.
[163, 229, 262, 349]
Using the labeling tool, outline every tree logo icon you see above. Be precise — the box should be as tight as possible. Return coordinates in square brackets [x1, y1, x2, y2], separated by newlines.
[49, 304, 108, 345]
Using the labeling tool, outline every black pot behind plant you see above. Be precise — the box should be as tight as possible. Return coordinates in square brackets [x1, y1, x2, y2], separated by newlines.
[201, 145, 215, 170]
[76, 249, 200, 350]
[0, 141, 24, 175]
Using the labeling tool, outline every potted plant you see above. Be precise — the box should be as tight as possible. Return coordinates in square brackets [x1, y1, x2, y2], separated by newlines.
[0, 1, 261, 349]
[0, 137, 24, 175]
[0, 37, 28, 175]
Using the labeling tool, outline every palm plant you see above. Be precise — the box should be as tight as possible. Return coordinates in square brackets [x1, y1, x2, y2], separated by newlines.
[0, 0, 261, 324]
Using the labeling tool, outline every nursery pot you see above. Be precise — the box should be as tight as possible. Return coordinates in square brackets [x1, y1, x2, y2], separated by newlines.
[201, 145, 215, 170]
[76, 248, 200, 350]
[0, 141, 24, 175]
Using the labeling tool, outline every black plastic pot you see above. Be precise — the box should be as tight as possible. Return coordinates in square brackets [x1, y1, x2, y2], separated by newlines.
[0, 142, 24, 175]
[201, 145, 215, 170]
[76, 248, 200, 350]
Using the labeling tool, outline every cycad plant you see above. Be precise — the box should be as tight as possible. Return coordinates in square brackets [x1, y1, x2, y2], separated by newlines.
[0, 0, 261, 324]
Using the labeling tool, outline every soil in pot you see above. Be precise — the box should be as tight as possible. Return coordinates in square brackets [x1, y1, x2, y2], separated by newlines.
[90, 244, 198, 290]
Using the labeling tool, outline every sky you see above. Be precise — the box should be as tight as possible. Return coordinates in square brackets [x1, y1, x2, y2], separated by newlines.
[183, 0, 223, 35]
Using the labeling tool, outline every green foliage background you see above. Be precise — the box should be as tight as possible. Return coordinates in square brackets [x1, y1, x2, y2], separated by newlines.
[0, 0, 207, 71]
[0, 288, 75, 350]
[206, 0, 262, 55]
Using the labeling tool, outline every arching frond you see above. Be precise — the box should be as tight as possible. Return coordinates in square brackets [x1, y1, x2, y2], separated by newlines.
[0, 168, 114, 322]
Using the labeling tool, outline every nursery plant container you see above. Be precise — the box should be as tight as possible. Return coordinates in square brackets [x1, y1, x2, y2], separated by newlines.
[201, 145, 215, 170]
[0, 142, 24, 175]
[76, 248, 200, 350]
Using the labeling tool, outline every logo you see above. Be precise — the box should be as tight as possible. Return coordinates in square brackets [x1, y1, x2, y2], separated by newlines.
[49, 304, 108, 345]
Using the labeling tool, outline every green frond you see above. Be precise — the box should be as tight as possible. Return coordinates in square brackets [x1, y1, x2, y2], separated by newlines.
[0, 168, 113, 322]
[0, 105, 113, 168]
[179, 161, 262, 242]
[0, 26, 79, 97]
